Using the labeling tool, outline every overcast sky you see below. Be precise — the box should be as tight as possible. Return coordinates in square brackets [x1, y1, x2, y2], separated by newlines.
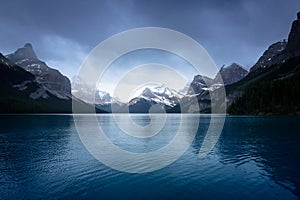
[0, 0, 299, 94]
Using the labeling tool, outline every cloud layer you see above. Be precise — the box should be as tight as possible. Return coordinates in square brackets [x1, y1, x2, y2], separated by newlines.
[0, 0, 299, 82]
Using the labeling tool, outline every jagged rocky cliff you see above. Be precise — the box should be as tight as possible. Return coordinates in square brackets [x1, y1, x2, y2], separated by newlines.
[251, 12, 300, 72]
[7, 43, 71, 99]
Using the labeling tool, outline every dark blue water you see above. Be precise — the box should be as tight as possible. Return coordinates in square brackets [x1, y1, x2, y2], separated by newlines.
[0, 114, 300, 200]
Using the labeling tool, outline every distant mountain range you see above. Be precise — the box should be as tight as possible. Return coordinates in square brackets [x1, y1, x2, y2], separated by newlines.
[72, 63, 247, 113]
[1, 12, 299, 114]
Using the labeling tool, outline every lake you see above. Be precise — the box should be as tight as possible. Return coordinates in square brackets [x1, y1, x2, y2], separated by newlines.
[0, 114, 299, 200]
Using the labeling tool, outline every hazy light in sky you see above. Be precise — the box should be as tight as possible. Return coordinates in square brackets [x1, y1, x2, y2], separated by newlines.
[111, 63, 188, 102]
[75, 27, 220, 101]
[97, 49, 198, 98]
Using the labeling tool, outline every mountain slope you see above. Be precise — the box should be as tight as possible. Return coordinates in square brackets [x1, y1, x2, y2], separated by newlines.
[7, 43, 71, 99]
[250, 41, 287, 72]
[0, 53, 71, 113]
[179, 12, 300, 114]
[284, 12, 300, 57]
[1, 50, 105, 113]
[72, 76, 119, 104]
[129, 85, 182, 113]
[227, 13, 300, 114]
[214, 63, 248, 85]
[227, 56, 300, 114]
[250, 12, 300, 73]
[187, 75, 213, 95]
[0, 53, 35, 85]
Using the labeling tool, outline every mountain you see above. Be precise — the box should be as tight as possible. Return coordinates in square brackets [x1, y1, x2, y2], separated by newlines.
[6, 43, 71, 99]
[0, 53, 35, 86]
[187, 75, 214, 95]
[250, 41, 287, 72]
[1, 46, 105, 113]
[214, 63, 248, 85]
[187, 63, 247, 97]
[71, 76, 94, 103]
[178, 12, 300, 114]
[250, 12, 300, 73]
[139, 85, 183, 106]
[2, 12, 299, 114]
[227, 12, 300, 115]
[72, 75, 116, 104]
[72, 76, 125, 112]
[284, 12, 300, 57]
[126, 63, 248, 113]
[0, 53, 72, 112]
[227, 55, 300, 115]
[129, 85, 183, 113]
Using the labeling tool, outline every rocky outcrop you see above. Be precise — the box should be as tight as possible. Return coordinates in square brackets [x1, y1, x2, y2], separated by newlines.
[214, 63, 248, 85]
[251, 12, 300, 72]
[187, 75, 213, 95]
[0, 53, 35, 85]
[250, 41, 287, 72]
[284, 12, 300, 57]
[7, 43, 71, 98]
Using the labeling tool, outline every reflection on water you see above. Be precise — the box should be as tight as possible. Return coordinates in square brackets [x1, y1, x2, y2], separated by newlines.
[216, 116, 300, 198]
[74, 114, 201, 173]
[96, 114, 200, 153]
[0, 114, 299, 199]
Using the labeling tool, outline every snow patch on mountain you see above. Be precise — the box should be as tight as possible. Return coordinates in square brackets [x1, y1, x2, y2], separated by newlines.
[132, 85, 183, 107]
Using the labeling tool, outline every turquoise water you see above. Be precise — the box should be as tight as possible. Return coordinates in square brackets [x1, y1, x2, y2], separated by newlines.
[0, 114, 299, 199]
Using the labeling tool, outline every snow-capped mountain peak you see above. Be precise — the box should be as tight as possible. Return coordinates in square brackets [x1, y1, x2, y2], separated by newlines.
[133, 85, 182, 107]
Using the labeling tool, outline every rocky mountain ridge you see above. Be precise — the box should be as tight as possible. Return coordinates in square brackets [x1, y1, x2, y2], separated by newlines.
[1, 12, 299, 114]
[7, 43, 71, 99]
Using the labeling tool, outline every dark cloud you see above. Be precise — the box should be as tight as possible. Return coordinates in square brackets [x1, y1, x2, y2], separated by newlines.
[0, 0, 299, 77]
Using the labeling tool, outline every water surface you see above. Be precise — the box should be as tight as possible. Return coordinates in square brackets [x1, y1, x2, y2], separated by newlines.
[0, 114, 299, 199]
